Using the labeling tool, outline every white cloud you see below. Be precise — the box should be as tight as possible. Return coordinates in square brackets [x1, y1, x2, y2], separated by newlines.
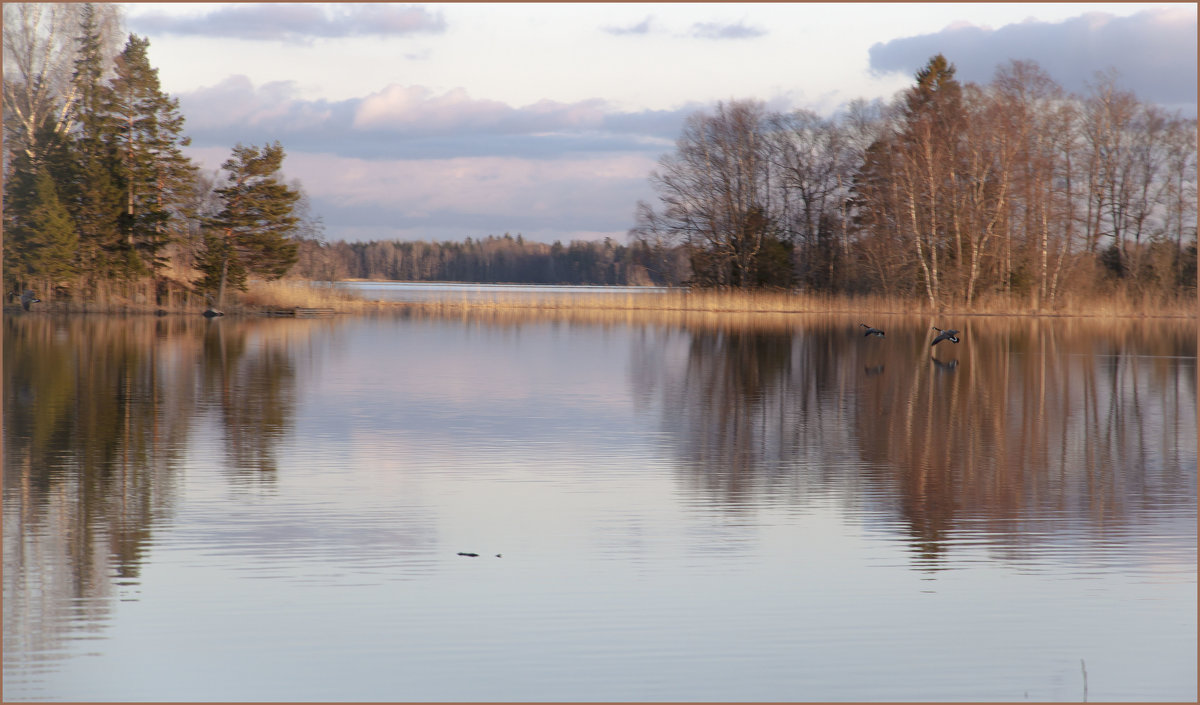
[291, 151, 653, 213]
[687, 20, 768, 40]
[178, 77, 688, 161]
[603, 16, 656, 36]
[352, 86, 514, 132]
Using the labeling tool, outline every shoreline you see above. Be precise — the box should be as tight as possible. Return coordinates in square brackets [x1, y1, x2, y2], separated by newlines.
[4, 276, 1196, 320]
[5, 292, 1196, 320]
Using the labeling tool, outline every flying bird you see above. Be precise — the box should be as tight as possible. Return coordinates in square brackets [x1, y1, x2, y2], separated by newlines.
[931, 327, 960, 346]
[20, 290, 40, 311]
[859, 323, 885, 337]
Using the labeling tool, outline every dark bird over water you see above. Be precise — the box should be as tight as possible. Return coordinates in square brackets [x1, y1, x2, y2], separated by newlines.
[859, 323, 885, 337]
[20, 290, 40, 311]
[931, 326, 960, 346]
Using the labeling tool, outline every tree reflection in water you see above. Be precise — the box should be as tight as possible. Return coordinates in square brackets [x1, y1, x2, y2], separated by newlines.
[199, 319, 298, 481]
[3, 315, 303, 673]
[1, 310, 1194, 699]
[632, 315, 1197, 569]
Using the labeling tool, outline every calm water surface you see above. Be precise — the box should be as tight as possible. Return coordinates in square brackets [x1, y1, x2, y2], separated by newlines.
[336, 281, 674, 303]
[3, 302, 1196, 702]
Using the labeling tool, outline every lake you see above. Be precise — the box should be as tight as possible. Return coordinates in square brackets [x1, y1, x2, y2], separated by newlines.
[3, 301, 1196, 701]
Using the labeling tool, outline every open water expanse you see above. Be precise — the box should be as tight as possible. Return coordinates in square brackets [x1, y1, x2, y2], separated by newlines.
[3, 293, 1196, 701]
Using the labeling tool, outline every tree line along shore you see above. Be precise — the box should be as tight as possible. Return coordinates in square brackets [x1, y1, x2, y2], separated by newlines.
[3, 5, 1195, 317]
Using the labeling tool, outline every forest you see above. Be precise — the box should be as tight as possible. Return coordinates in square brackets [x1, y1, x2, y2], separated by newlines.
[4, 4, 1196, 311]
[3, 4, 305, 308]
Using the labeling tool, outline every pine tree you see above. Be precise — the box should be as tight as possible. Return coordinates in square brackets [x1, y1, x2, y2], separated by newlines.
[199, 142, 301, 304]
[108, 33, 197, 280]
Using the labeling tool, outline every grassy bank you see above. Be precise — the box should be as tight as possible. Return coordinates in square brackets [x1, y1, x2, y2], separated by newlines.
[7, 279, 1196, 319]
[259, 280, 1197, 319]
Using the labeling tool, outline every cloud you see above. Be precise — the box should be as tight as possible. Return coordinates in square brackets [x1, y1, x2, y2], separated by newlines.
[352, 85, 612, 134]
[181, 75, 349, 132]
[275, 152, 659, 243]
[603, 16, 656, 36]
[868, 7, 1196, 111]
[602, 15, 766, 41]
[177, 78, 687, 161]
[129, 3, 446, 43]
[184, 142, 657, 243]
[687, 20, 767, 40]
[175, 80, 679, 244]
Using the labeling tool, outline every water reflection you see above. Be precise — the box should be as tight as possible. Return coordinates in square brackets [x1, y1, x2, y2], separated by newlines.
[3, 315, 309, 683]
[198, 320, 299, 480]
[2, 310, 1195, 700]
[632, 315, 1197, 570]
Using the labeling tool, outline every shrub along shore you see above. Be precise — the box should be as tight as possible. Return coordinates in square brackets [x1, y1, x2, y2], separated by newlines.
[6, 279, 1195, 319]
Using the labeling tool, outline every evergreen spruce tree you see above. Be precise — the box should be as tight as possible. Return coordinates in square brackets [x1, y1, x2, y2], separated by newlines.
[199, 142, 301, 305]
[108, 33, 197, 281]
[6, 162, 79, 288]
[3, 115, 75, 294]
[70, 3, 124, 284]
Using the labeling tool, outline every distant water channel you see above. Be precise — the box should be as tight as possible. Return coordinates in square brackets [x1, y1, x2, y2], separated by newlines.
[336, 280, 674, 303]
[4, 298, 1196, 701]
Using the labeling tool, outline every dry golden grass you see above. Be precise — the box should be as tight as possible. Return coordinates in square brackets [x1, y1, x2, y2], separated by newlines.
[16, 277, 1192, 320]
[324, 285, 1196, 320]
[238, 279, 373, 310]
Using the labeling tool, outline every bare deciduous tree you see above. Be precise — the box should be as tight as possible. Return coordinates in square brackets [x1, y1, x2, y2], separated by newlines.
[2, 2, 122, 163]
[633, 100, 778, 287]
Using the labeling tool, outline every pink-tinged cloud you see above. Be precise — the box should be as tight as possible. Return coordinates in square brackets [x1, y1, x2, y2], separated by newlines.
[182, 75, 337, 131]
[289, 151, 655, 215]
[185, 143, 659, 243]
[352, 84, 609, 134]
[177, 77, 687, 160]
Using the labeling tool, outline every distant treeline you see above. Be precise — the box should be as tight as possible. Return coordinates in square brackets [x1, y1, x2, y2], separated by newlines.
[292, 233, 688, 286]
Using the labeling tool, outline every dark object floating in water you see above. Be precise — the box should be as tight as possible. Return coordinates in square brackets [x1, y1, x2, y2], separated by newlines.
[859, 323, 885, 337]
[495, 554, 502, 558]
[457, 552, 479, 557]
[202, 294, 224, 318]
[931, 326, 960, 346]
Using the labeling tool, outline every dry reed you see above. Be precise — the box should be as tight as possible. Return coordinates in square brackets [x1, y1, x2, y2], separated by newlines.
[10, 277, 1194, 319]
[330, 285, 1196, 319]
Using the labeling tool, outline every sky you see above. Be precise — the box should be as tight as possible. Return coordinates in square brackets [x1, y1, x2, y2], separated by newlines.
[120, 2, 1198, 245]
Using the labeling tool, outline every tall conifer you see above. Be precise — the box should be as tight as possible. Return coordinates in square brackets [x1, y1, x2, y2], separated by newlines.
[198, 142, 301, 304]
[70, 3, 124, 282]
[108, 33, 197, 280]
[6, 161, 79, 287]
